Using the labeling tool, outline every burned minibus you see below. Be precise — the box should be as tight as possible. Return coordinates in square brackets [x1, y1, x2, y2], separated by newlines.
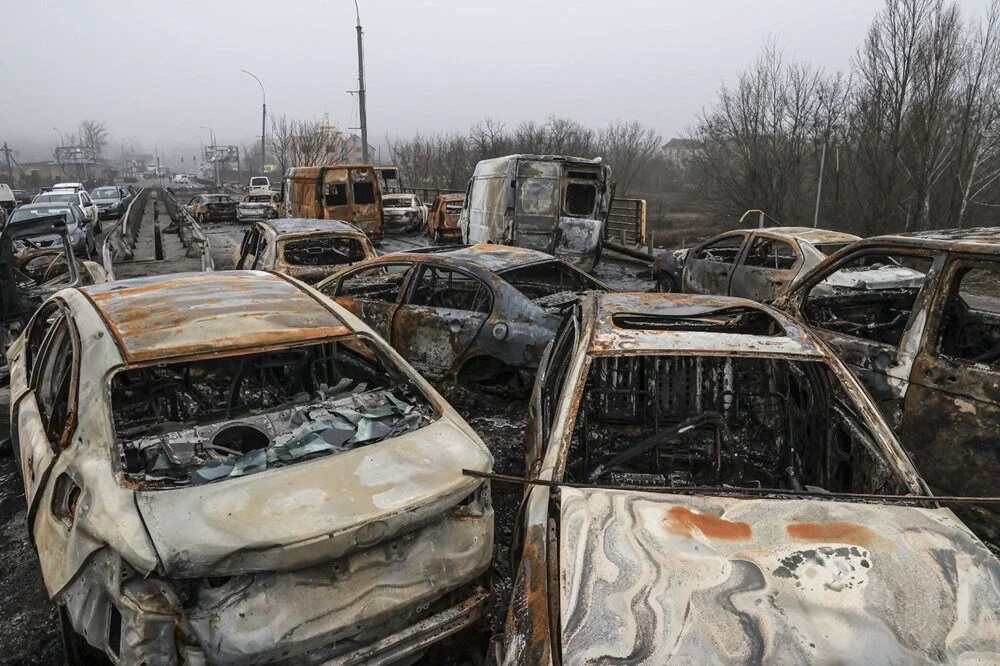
[459, 154, 612, 271]
[284, 165, 384, 242]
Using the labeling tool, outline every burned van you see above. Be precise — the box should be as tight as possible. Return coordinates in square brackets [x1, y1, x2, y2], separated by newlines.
[284, 165, 384, 242]
[459, 155, 612, 271]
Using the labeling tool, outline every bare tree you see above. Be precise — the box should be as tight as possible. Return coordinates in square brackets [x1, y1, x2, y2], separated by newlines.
[78, 120, 110, 159]
[600, 120, 662, 195]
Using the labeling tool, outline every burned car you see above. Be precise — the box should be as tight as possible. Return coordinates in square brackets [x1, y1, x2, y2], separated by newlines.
[677, 226, 859, 301]
[236, 189, 280, 223]
[499, 292, 1000, 663]
[7, 271, 494, 664]
[382, 193, 427, 233]
[0, 214, 106, 360]
[184, 193, 238, 223]
[316, 244, 611, 393]
[427, 194, 466, 243]
[232, 218, 377, 284]
[774, 227, 1000, 547]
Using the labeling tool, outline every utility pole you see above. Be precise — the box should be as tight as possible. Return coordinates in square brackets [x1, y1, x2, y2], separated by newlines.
[1, 143, 13, 181]
[813, 141, 827, 228]
[242, 70, 267, 177]
[354, 0, 369, 164]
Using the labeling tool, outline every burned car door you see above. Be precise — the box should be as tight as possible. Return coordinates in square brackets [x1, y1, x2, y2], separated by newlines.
[514, 160, 560, 253]
[391, 264, 492, 377]
[681, 232, 748, 295]
[796, 248, 936, 416]
[331, 262, 414, 340]
[232, 226, 261, 269]
[902, 258, 1000, 542]
[729, 235, 800, 302]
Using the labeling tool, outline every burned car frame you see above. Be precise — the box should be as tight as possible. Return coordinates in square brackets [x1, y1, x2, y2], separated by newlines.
[7, 271, 494, 664]
[316, 244, 612, 394]
[680, 226, 860, 302]
[774, 227, 1000, 547]
[498, 292, 1000, 663]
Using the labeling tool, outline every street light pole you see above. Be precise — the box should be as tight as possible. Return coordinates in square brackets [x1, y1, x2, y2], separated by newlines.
[813, 141, 827, 228]
[242, 70, 267, 178]
[354, 0, 369, 164]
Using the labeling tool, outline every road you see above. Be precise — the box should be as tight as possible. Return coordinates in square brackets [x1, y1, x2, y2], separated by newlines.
[0, 202, 656, 662]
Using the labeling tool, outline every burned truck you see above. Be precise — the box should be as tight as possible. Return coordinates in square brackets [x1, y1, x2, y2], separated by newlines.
[459, 154, 612, 271]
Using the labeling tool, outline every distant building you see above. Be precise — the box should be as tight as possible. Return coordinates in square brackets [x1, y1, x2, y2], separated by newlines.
[662, 138, 702, 167]
[344, 134, 376, 163]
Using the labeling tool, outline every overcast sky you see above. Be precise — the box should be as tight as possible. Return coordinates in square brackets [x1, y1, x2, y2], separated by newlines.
[1, 0, 993, 166]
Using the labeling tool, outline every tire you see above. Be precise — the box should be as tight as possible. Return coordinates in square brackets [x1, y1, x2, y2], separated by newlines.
[655, 273, 677, 293]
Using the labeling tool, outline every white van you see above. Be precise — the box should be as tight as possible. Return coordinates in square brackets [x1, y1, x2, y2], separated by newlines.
[459, 154, 612, 270]
[173, 174, 191, 184]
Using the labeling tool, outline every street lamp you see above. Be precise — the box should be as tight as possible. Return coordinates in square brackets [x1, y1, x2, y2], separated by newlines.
[242, 70, 267, 178]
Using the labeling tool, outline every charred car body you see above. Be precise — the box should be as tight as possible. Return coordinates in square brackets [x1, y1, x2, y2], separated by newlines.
[0, 215, 106, 361]
[499, 292, 1000, 663]
[677, 226, 859, 301]
[774, 227, 1000, 547]
[232, 218, 377, 284]
[382, 193, 427, 234]
[427, 194, 466, 244]
[460, 154, 612, 272]
[284, 165, 384, 242]
[316, 244, 611, 393]
[236, 189, 280, 223]
[8, 271, 494, 664]
[184, 193, 238, 223]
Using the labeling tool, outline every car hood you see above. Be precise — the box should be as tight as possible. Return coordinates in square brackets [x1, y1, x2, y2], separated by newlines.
[558, 488, 1000, 663]
[135, 415, 492, 578]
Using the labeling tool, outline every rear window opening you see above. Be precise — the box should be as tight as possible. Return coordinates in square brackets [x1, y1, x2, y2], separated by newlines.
[282, 237, 369, 266]
[565, 355, 913, 496]
[564, 183, 596, 217]
[611, 307, 784, 335]
[351, 171, 376, 205]
[500, 261, 606, 315]
[324, 184, 348, 207]
[111, 337, 437, 489]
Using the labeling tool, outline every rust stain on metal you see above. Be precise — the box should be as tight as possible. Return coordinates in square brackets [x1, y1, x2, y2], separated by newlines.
[786, 521, 876, 547]
[665, 506, 751, 541]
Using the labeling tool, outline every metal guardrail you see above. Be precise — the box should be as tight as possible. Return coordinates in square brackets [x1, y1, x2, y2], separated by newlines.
[101, 188, 149, 280]
[157, 188, 215, 272]
[604, 198, 647, 246]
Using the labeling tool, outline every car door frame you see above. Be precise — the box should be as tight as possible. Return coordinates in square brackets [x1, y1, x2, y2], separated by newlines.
[899, 252, 1000, 537]
[390, 261, 494, 377]
[729, 232, 802, 302]
[781, 244, 944, 419]
[681, 230, 750, 295]
[332, 260, 417, 341]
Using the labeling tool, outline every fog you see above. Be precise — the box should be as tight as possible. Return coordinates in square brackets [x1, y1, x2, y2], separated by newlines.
[0, 0, 992, 165]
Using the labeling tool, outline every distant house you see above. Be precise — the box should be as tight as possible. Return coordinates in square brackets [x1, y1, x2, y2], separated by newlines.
[344, 134, 376, 164]
[662, 138, 702, 167]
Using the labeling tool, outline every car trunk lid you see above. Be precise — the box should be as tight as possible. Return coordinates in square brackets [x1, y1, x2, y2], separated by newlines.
[135, 416, 492, 577]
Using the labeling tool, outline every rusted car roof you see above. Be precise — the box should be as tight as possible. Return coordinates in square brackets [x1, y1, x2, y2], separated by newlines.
[81, 271, 349, 364]
[587, 292, 823, 357]
[859, 226, 1000, 254]
[262, 218, 366, 236]
[559, 488, 1000, 662]
[756, 226, 860, 245]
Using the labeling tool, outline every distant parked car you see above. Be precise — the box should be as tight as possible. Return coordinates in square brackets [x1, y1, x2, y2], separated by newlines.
[427, 194, 465, 243]
[0, 184, 16, 216]
[33, 188, 100, 232]
[499, 291, 1000, 664]
[382, 193, 427, 233]
[6, 271, 494, 664]
[88, 185, 132, 221]
[236, 190, 280, 223]
[6, 202, 97, 257]
[316, 244, 611, 393]
[184, 193, 238, 223]
[675, 227, 859, 301]
[11, 189, 32, 206]
[232, 218, 376, 284]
